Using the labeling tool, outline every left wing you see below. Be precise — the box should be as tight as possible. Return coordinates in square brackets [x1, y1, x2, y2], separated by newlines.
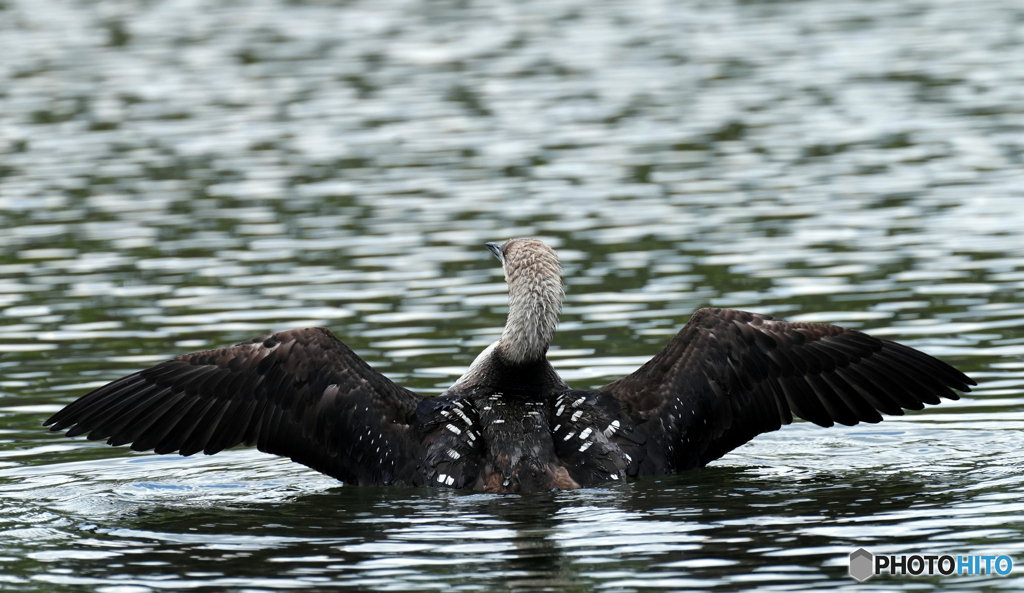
[45, 327, 426, 486]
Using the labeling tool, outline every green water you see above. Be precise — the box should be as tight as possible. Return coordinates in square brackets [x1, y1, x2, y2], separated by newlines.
[1, 0, 1023, 590]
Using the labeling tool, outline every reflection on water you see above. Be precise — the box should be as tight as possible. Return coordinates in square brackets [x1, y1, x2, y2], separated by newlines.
[3, 453, 1023, 590]
[1, 0, 1023, 590]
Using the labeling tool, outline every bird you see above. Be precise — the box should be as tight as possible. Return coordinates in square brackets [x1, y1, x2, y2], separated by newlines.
[44, 238, 976, 492]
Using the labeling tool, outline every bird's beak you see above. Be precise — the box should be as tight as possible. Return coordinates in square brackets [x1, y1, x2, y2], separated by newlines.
[485, 242, 503, 263]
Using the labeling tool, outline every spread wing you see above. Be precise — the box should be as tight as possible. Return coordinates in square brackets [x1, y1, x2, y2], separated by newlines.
[44, 327, 426, 486]
[600, 308, 975, 475]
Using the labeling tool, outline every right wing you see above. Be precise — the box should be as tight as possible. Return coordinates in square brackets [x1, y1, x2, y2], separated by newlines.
[600, 308, 975, 475]
[45, 327, 426, 486]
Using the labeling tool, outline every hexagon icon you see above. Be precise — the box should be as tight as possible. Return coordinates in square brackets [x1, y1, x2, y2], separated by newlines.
[849, 548, 874, 582]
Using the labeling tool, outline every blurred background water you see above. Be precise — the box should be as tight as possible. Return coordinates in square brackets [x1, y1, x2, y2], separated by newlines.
[1, 0, 1023, 591]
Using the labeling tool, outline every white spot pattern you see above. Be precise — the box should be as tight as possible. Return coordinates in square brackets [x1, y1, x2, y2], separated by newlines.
[452, 408, 472, 425]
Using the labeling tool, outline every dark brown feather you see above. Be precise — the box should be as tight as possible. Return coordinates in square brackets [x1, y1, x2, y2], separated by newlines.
[43, 295, 975, 491]
[44, 327, 425, 486]
[600, 308, 975, 474]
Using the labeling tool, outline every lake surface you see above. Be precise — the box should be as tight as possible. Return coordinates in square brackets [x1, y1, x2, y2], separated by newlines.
[2, 0, 1023, 590]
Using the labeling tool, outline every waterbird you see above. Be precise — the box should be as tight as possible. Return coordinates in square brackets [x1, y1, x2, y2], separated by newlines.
[45, 238, 975, 492]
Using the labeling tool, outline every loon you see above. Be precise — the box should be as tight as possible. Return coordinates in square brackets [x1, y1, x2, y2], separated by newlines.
[45, 238, 975, 492]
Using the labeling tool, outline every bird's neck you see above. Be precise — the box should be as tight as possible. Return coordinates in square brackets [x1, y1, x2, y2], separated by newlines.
[496, 271, 562, 366]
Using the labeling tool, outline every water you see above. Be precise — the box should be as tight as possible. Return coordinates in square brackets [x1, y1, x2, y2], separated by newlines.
[1, 0, 1023, 590]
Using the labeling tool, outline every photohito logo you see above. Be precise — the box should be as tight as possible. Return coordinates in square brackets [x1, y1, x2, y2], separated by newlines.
[849, 548, 1014, 582]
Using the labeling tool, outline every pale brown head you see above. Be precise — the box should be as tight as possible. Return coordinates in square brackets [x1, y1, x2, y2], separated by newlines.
[485, 238, 563, 365]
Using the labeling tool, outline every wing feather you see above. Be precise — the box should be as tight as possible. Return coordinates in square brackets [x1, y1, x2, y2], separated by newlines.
[122, 392, 190, 449]
[44, 327, 425, 486]
[600, 308, 975, 473]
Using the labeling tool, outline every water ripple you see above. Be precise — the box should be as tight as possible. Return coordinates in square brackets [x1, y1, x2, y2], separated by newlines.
[1, 0, 1023, 590]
